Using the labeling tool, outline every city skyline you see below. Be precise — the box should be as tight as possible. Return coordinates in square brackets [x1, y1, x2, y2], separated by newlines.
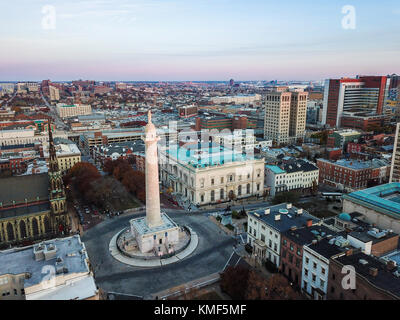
[1, 0, 399, 81]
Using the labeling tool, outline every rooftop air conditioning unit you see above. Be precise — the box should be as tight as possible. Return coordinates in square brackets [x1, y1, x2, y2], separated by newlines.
[297, 208, 303, 215]
[287, 203, 292, 209]
[264, 208, 270, 215]
[275, 214, 281, 221]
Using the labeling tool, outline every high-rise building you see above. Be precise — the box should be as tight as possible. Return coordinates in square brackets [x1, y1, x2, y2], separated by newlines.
[49, 85, 60, 101]
[263, 91, 291, 145]
[390, 122, 400, 183]
[289, 91, 308, 141]
[322, 76, 390, 128]
[263, 90, 307, 145]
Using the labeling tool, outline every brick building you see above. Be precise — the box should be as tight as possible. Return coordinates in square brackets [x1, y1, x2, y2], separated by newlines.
[281, 223, 337, 290]
[328, 251, 400, 300]
[317, 158, 390, 190]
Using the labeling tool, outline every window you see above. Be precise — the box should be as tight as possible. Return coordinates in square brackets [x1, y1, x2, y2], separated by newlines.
[330, 286, 335, 294]
[320, 279, 325, 288]
[211, 178, 215, 185]
[303, 281, 308, 289]
[321, 267, 326, 275]
[312, 274, 316, 282]
[269, 240, 272, 247]
[283, 239, 287, 246]
[220, 189, 224, 199]
[200, 194, 204, 202]
[261, 234, 265, 242]
[211, 190, 215, 202]
[290, 244, 294, 251]
[313, 262, 317, 269]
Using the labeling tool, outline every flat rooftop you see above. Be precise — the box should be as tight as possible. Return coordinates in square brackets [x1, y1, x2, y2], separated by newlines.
[343, 183, 400, 219]
[248, 203, 320, 233]
[0, 235, 90, 288]
[167, 143, 259, 168]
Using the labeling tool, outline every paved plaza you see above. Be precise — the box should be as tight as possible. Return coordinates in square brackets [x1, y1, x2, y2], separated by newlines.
[82, 210, 235, 297]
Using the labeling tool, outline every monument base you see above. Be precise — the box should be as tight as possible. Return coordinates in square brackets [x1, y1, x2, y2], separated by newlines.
[130, 213, 180, 254]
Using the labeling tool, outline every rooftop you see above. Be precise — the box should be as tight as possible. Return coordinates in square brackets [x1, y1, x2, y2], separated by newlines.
[0, 173, 49, 207]
[248, 203, 320, 233]
[265, 165, 286, 175]
[343, 183, 400, 219]
[334, 251, 400, 298]
[166, 143, 260, 168]
[0, 235, 93, 292]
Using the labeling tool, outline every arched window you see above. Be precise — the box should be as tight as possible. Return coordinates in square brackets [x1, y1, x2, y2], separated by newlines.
[7, 223, 15, 241]
[32, 218, 39, 236]
[19, 220, 27, 239]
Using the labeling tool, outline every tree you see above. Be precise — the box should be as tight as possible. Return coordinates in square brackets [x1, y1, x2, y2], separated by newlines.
[64, 162, 101, 196]
[271, 191, 300, 205]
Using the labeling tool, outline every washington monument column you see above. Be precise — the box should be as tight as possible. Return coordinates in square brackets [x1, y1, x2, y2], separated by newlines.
[144, 110, 163, 228]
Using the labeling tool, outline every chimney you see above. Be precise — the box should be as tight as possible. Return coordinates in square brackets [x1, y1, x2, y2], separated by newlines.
[297, 208, 303, 215]
[275, 214, 281, 221]
[287, 203, 292, 209]
[264, 208, 270, 215]
[306, 219, 313, 228]
[369, 267, 378, 277]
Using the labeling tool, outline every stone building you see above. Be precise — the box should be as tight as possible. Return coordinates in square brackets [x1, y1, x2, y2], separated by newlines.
[0, 124, 70, 248]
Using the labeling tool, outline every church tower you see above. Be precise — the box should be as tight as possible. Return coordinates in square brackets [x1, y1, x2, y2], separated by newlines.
[47, 119, 69, 235]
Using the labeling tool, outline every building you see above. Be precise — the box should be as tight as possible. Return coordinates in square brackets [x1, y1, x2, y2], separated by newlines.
[194, 115, 256, 131]
[390, 122, 400, 183]
[247, 203, 319, 268]
[49, 86, 60, 101]
[160, 143, 265, 206]
[42, 138, 81, 174]
[326, 129, 361, 150]
[178, 105, 198, 118]
[80, 129, 143, 155]
[289, 91, 308, 142]
[0, 128, 67, 147]
[265, 159, 319, 196]
[0, 125, 70, 247]
[211, 94, 261, 104]
[263, 90, 308, 145]
[317, 158, 390, 190]
[342, 183, 400, 234]
[340, 113, 387, 131]
[0, 235, 99, 300]
[328, 251, 400, 300]
[263, 91, 291, 145]
[56, 104, 92, 119]
[322, 76, 390, 128]
[302, 237, 349, 299]
[92, 140, 145, 170]
[281, 224, 338, 290]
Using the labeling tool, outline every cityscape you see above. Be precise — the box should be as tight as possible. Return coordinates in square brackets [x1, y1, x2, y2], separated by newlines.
[0, 0, 400, 308]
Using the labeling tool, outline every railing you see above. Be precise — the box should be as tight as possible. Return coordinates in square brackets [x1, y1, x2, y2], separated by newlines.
[116, 225, 192, 260]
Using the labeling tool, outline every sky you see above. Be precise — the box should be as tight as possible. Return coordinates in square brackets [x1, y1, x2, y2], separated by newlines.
[0, 0, 399, 81]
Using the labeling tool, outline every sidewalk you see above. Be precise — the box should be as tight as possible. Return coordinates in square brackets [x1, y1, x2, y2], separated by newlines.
[147, 272, 221, 300]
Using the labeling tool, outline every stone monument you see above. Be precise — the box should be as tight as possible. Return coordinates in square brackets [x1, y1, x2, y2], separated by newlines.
[130, 111, 180, 254]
